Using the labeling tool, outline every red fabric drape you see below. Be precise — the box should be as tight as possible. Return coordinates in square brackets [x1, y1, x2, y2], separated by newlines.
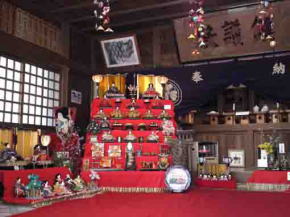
[247, 170, 290, 184]
[195, 179, 237, 189]
[81, 171, 166, 188]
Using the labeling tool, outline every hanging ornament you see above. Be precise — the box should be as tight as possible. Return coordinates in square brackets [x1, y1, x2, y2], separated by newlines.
[93, 0, 113, 33]
[188, 0, 207, 55]
[252, 0, 275, 46]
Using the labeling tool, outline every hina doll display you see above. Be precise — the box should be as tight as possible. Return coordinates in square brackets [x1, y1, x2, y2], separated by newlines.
[94, 109, 107, 119]
[124, 130, 137, 142]
[72, 175, 86, 192]
[128, 107, 140, 119]
[41, 180, 53, 198]
[110, 107, 123, 119]
[15, 177, 26, 197]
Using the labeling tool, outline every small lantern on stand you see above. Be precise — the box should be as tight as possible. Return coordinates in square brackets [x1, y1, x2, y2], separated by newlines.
[92, 74, 103, 98]
[158, 76, 169, 99]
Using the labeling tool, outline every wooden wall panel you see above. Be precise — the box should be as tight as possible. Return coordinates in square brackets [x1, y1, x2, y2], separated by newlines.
[194, 124, 290, 168]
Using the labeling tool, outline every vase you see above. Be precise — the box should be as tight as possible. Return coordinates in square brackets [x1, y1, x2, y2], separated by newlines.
[267, 154, 275, 170]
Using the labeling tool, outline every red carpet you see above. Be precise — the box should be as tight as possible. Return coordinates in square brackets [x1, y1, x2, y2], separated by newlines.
[12, 189, 290, 217]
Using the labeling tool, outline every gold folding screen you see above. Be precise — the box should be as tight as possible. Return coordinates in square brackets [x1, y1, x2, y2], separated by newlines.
[0, 129, 13, 151]
[137, 74, 163, 98]
[16, 130, 38, 159]
[99, 74, 126, 97]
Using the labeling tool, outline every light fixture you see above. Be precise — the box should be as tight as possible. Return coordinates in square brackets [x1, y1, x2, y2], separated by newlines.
[92, 74, 103, 98]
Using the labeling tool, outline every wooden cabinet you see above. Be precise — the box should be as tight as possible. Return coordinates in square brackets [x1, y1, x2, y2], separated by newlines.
[193, 123, 290, 168]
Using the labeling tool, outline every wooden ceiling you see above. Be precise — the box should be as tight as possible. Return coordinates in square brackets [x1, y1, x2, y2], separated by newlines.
[10, 0, 259, 34]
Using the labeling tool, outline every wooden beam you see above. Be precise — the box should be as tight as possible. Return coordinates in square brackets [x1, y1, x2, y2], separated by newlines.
[81, 11, 186, 32]
[81, 0, 263, 31]
[51, 2, 92, 13]
[68, 0, 189, 23]
[51, 0, 119, 13]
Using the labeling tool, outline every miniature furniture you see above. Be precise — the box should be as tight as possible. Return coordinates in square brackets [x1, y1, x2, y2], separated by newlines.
[254, 112, 266, 124]
[207, 112, 219, 125]
[269, 110, 280, 123]
[223, 112, 235, 125]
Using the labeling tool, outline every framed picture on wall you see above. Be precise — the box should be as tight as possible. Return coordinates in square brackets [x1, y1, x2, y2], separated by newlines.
[228, 149, 245, 167]
[71, 90, 82, 104]
[100, 35, 141, 68]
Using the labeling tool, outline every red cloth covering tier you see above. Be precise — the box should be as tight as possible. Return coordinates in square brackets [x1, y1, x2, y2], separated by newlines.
[81, 171, 166, 188]
[195, 179, 237, 189]
[87, 130, 169, 144]
[90, 99, 174, 118]
[247, 170, 290, 184]
[0, 167, 71, 204]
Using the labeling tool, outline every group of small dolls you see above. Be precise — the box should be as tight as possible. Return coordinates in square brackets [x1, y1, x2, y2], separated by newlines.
[15, 171, 100, 199]
[199, 173, 232, 181]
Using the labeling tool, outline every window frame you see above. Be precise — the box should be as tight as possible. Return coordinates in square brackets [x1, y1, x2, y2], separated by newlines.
[0, 54, 62, 130]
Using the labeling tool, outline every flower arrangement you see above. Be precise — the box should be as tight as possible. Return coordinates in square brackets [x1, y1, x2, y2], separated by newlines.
[258, 142, 274, 154]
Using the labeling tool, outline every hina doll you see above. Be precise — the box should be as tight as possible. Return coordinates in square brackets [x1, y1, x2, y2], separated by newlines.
[128, 107, 140, 119]
[100, 117, 111, 130]
[110, 107, 123, 119]
[102, 131, 115, 142]
[124, 130, 137, 142]
[159, 110, 171, 119]
[64, 174, 75, 191]
[142, 83, 160, 99]
[88, 170, 100, 191]
[15, 177, 26, 197]
[41, 180, 53, 198]
[53, 173, 71, 195]
[143, 110, 155, 119]
[147, 131, 159, 143]
[95, 109, 107, 119]
[72, 175, 86, 192]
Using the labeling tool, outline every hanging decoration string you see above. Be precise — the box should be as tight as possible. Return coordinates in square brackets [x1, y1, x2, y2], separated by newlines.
[93, 0, 113, 32]
[252, 0, 275, 47]
[187, 0, 206, 55]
